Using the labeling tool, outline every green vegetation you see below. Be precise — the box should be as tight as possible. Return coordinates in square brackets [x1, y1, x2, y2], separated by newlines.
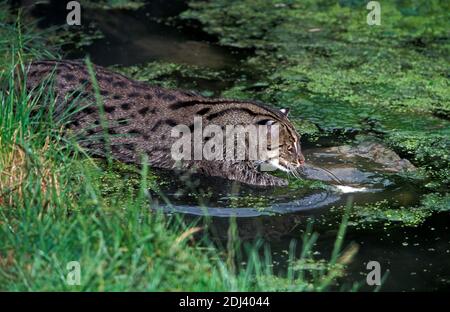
[182, 0, 450, 188]
[80, 0, 145, 10]
[113, 61, 228, 95]
[228, 194, 271, 210]
[182, 0, 449, 225]
[0, 9, 353, 291]
[1, 0, 448, 291]
[348, 192, 450, 228]
[350, 200, 432, 228]
[420, 193, 450, 212]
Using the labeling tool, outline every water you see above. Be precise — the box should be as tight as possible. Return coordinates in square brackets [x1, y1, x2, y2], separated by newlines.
[28, 0, 450, 291]
[154, 145, 421, 218]
[81, 10, 243, 69]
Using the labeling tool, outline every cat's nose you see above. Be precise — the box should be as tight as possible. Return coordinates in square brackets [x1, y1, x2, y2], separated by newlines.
[298, 154, 305, 165]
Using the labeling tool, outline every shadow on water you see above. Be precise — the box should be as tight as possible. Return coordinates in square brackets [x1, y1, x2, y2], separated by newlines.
[81, 9, 244, 68]
[27, 0, 246, 68]
[26, 0, 450, 291]
[155, 147, 422, 218]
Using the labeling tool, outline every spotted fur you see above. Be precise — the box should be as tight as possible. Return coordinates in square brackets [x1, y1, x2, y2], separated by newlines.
[24, 60, 305, 186]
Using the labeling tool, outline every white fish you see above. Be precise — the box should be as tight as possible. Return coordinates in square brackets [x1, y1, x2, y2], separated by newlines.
[334, 185, 369, 193]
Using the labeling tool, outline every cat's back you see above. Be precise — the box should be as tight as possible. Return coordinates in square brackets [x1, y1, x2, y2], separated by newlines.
[25, 60, 209, 125]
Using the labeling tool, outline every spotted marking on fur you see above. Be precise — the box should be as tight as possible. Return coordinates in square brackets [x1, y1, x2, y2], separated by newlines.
[138, 107, 154, 116]
[84, 106, 97, 114]
[68, 120, 80, 127]
[104, 106, 115, 113]
[128, 92, 140, 98]
[63, 73, 75, 81]
[128, 129, 141, 135]
[102, 76, 113, 83]
[113, 81, 126, 88]
[159, 94, 176, 102]
[121, 103, 131, 110]
[165, 119, 178, 127]
[123, 143, 135, 151]
[196, 107, 211, 115]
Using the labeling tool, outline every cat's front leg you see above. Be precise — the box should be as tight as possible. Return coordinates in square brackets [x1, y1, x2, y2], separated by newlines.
[197, 161, 288, 187]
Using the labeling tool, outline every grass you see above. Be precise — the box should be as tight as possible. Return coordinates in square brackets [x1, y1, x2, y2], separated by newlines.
[0, 7, 356, 291]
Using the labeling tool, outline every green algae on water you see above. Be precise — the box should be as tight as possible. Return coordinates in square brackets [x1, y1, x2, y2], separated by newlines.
[183, 0, 450, 190]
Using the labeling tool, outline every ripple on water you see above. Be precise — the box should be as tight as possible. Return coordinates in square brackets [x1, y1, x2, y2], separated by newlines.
[152, 142, 422, 217]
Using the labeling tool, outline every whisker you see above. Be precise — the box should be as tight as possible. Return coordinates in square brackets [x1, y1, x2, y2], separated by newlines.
[301, 163, 343, 184]
[288, 164, 302, 179]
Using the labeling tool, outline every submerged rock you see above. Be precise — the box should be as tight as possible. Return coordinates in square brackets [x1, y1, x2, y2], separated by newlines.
[325, 141, 416, 173]
[301, 140, 416, 190]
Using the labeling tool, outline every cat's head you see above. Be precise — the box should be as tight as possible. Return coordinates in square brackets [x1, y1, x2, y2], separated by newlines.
[258, 108, 305, 173]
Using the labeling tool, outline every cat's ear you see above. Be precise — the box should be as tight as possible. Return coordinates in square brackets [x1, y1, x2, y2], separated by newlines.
[280, 108, 290, 116]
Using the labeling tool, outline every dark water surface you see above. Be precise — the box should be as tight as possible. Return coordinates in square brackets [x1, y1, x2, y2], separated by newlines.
[28, 0, 450, 291]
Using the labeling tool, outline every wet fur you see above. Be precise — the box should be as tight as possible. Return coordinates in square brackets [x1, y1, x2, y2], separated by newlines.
[24, 60, 305, 186]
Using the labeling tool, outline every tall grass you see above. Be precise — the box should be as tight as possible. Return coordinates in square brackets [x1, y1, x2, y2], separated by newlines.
[0, 9, 356, 291]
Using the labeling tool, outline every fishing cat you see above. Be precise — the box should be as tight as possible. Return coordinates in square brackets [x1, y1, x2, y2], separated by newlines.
[23, 60, 305, 186]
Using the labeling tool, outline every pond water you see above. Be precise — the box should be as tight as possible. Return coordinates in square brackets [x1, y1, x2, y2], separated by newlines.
[154, 144, 422, 218]
[29, 0, 450, 291]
